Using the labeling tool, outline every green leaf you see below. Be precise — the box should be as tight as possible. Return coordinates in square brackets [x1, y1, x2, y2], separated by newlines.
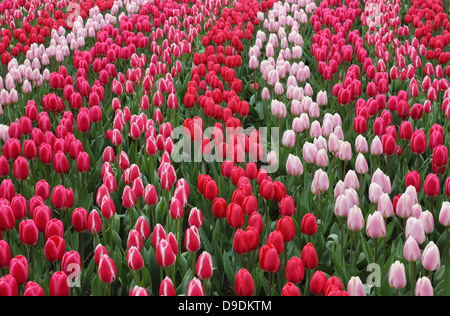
[91, 275, 103, 296]
[223, 251, 235, 293]
[360, 235, 374, 264]
[82, 258, 96, 295]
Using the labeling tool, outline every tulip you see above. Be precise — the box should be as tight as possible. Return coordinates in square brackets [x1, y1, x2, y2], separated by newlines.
[416, 277, 433, 296]
[424, 174, 440, 198]
[88, 210, 102, 235]
[421, 242, 441, 272]
[405, 217, 426, 244]
[301, 213, 318, 236]
[366, 211, 386, 239]
[196, 251, 213, 280]
[19, 219, 38, 246]
[49, 271, 70, 296]
[127, 246, 144, 272]
[285, 256, 305, 285]
[347, 206, 364, 232]
[259, 243, 280, 274]
[13, 156, 29, 181]
[45, 236, 65, 263]
[156, 239, 176, 268]
[301, 243, 318, 270]
[129, 286, 149, 297]
[9, 255, 28, 286]
[235, 268, 255, 296]
[185, 226, 201, 253]
[23, 281, 44, 296]
[186, 277, 204, 296]
[388, 261, 407, 291]
[159, 277, 176, 296]
[310, 270, 327, 295]
[98, 255, 117, 284]
[35, 180, 50, 201]
[347, 276, 366, 296]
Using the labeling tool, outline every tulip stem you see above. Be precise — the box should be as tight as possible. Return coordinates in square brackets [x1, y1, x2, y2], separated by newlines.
[354, 231, 358, 275]
[80, 233, 84, 269]
[135, 270, 141, 287]
[411, 262, 416, 296]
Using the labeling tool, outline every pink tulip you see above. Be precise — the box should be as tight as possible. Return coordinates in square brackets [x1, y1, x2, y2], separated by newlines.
[347, 206, 364, 232]
[366, 211, 386, 239]
[286, 154, 303, 176]
[421, 242, 441, 272]
[388, 261, 406, 290]
[347, 276, 366, 296]
[415, 277, 433, 296]
[439, 202, 450, 227]
[403, 236, 421, 262]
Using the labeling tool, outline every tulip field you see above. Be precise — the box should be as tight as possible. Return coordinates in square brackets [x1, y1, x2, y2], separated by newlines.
[0, 0, 450, 298]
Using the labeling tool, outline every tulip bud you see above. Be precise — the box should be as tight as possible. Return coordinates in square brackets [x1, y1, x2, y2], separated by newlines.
[159, 277, 176, 296]
[156, 239, 176, 268]
[196, 251, 213, 280]
[403, 236, 421, 263]
[9, 255, 29, 286]
[235, 268, 255, 296]
[88, 210, 102, 235]
[285, 256, 305, 284]
[366, 211, 386, 239]
[49, 271, 70, 296]
[127, 246, 144, 271]
[347, 276, 366, 296]
[310, 270, 327, 295]
[185, 226, 201, 253]
[23, 281, 45, 296]
[421, 242, 441, 272]
[44, 236, 65, 263]
[19, 219, 38, 246]
[301, 243, 318, 270]
[186, 277, 204, 296]
[259, 244, 280, 273]
[301, 213, 317, 236]
[415, 277, 433, 296]
[388, 261, 406, 290]
[98, 255, 117, 284]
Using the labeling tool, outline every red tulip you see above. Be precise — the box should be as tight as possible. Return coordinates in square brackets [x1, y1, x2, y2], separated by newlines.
[424, 174, 440, 198]
[72, 207, 88, 233]
[0, 240, 11, 270]
[276, 216, 296, 243]
[156, 239, 176, 268]
[19, 219, 38, 246]
[98, 255, 117, 284]
[410, 130, 427, 155]
[45, 218, 64, 241]
[23, 281, 45, 296]
[127, 246, 144, 271]
[185, 226, 201, 253]
[13, 156, 29, 181]
[301, 213, 318, 236]
[44, 236, 66, 263]
[35, 180, 50, 201]
[310, 270, 327, 295]
[0, 275, 18, 296]
[301, 243, 318, 270]
[196, 251, 213, 280]
[259, 243, 280, 273]
[235, 268, 255, 296]
[76, 152, 90, 173]
[9, 255, 28, 286]
[11, 194, 27, 221]
[53, 151, 69, 174]
[285, 256, 305, 284]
